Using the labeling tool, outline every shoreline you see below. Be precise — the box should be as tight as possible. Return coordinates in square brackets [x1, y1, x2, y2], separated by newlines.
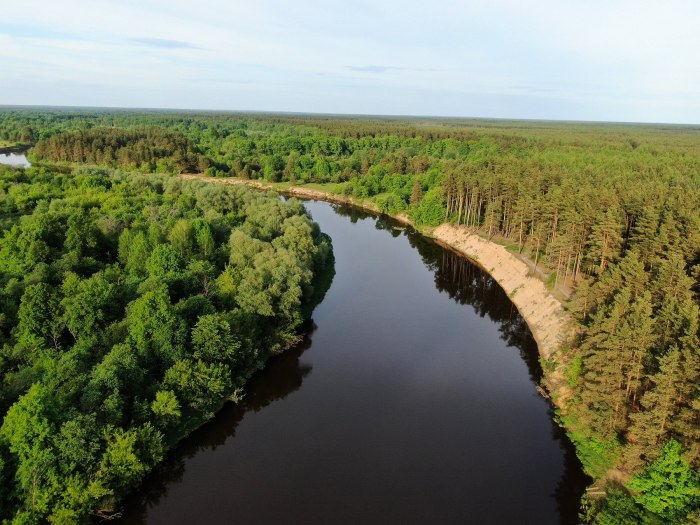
[179, 173, 576, 407]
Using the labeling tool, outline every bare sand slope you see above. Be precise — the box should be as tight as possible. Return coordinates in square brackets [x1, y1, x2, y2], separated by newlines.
[431, 225, 575, 360]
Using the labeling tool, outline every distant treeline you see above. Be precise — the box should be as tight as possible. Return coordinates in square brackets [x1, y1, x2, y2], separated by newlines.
[0, 164, 333, 522]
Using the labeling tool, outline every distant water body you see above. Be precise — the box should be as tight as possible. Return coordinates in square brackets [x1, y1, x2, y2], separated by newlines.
[0, 152, 31, 167]
[119, 200, 589, 525]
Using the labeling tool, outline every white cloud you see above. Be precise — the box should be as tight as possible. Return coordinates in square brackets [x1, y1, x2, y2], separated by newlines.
[0, 0, 698, 122]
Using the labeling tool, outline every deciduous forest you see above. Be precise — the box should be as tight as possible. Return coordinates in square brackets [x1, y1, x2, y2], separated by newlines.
[0, 148, 333, 522]
[0, 107, 698, 523]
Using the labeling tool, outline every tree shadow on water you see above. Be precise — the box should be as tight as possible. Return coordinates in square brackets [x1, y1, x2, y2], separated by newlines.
[352, 206, 590, 525]
[115, 325, 316, 523]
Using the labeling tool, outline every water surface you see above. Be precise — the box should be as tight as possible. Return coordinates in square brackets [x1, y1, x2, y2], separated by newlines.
[119, 201, 587, 524]
[0, 152, 31, 167]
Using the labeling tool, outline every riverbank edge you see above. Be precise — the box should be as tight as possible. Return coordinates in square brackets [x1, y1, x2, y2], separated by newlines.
[0, 143, 31, 154]
[179, 174, 578, 409]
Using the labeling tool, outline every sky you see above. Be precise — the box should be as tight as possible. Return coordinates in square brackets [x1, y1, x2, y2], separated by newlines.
[1, 0, 699, 123]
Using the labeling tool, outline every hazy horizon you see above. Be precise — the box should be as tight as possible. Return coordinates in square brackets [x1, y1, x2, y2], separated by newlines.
[3, 103, 699, 127]
[2, 1, 699, 124]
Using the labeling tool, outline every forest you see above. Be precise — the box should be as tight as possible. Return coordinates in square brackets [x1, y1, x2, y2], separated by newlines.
[0, 107, 699, 523]
[31, 127, 203, 174]
[0, 158, 333, 522]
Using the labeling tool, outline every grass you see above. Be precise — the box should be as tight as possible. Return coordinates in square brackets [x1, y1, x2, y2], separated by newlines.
[294, 181, 346, 194]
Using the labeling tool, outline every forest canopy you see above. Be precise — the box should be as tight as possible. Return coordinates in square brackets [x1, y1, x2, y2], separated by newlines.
[0, 161, 333, 523]
[0, 107, 699, 523]
[31, 127, 203, 173]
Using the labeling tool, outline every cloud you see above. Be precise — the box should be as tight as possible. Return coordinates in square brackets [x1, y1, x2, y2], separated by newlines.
[346, 65, 396, 73]
[1, 0, 699, 122]
[346, 65, 439, 74]
[130, 37, 199, 49]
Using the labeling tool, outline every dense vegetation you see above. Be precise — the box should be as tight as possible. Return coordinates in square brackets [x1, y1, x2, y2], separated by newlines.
[0, 160, 333, 522]
[32, 127, 202, 173]
[1, 107, 699, 522]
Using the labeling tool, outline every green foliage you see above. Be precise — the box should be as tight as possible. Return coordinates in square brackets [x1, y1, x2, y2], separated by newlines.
[16, 283, 62, 352]
[539, 356, 556, 374]
[163, 359, 232, 411]
[0, 164, 333, 522]
[61, 271, 114, 341]
[409, 187, 445, 226]
[151, 390, 181, 426]
[1, 384, 60, 519]
[64, 208, 98, 257]
[146, 244, 183, 278]
[627, 440, 700, 520]
[375, 193, 407, 215]
[566, 354, 583, 388]
[32, 126, 201, 173]
[95, 423, 164, 493]
[191, 313, 241, 364]
[2, 108, 700, 521]
[119, 230, 151, 276]
[593, 487, 650, 525]
[126, 287, 186, 366]
[558, 411, 621, 479]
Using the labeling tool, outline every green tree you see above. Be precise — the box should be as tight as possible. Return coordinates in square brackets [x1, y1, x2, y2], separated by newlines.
[146, 244, 183, 278]
[55, 415, 101, 474]
[410, 178, 423, 204]
[151, 390, 181, 426]
[61, 272, 114, 341]
[168, 219, 193, 258]
[126, 287, 186, 367]
[17, 283, 63, 351]
[627, 347, 683, 467]
[1, 384, 61, 519]
[64, 208, 98, 257]
[627, 440, 700, 520]
[592, 487, 649, 525]
[409, 187, 445, 226]
[119, 230, 151, 277]
[192, 220, 215, 260]
[95, 423, 164, 494]
[191, 313, 240, 364]
[236, 250, 308, 323]
[163, 359, 233, 411]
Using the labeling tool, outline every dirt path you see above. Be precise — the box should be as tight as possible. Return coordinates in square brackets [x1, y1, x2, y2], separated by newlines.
[179, 174, 576, 404]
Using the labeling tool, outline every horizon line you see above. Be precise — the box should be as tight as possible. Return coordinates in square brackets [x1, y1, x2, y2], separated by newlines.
[0, 104, 698, 128]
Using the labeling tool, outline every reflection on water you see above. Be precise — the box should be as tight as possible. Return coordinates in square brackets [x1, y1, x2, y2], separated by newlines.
[119, 200, 589, 525]
[421, 242, 541, 382]
[121, 328, 315, 522]
[336, 205, 542, 381]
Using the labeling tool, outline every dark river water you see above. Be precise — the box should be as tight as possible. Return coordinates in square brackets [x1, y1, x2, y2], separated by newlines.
[119, 200, 588, 524]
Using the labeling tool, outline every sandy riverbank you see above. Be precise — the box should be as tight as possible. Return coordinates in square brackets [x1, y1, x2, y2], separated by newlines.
[179, 173, 395, 219]
[179, 174, 576, 403]
[430, 224, 574, 361]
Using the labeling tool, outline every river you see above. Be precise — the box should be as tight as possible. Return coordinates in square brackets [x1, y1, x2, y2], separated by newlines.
[118, 200, 588, 524]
